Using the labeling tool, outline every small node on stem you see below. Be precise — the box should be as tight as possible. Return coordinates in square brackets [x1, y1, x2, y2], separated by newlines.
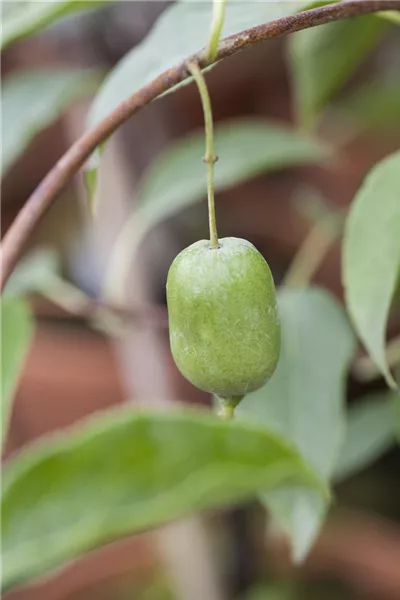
[203, 155, 219, 164]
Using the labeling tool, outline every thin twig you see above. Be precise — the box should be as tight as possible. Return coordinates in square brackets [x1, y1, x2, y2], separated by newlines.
[46, 294, 169, 329]
[352, 335, 400, 383]
[1, 1, 399, 291]
[33, 274, 169, 329]
[283, 213, 343, 287]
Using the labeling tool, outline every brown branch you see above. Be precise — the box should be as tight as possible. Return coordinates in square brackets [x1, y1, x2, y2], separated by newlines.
[1, 0, 399, 291]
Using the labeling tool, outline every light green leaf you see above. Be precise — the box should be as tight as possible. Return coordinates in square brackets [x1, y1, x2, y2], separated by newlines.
[2, 407, 325, 589]
[4, 249, 60, 298]
[1, 299, 34, 447]
[104, 119, 329, 301]
[289, 14, 387, 128]
[337, 81, 400, 130]
[343, 150, 400, 389]
[88, 1, 302, 128]
[1, 1, 108, 50]
[378, 10, 400, 25]
[2, 68, 100, 175]
[237, 287, 356, 560]
[334, 394, 397, 482]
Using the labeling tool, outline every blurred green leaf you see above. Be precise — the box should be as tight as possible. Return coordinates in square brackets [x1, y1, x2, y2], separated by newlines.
[2, 407, 325, 589]
[1, 0, 107, 50]
[393, 366, 400, 441]
[2, 69, 100, 175]
[343, 150, 400, 389]
[378, 10, 400, 25]
[1, 298, 34, 447]
[289, 14, 387, 128]
[237, 287, 356, 560]
[4, 249, 60, 298]
[88, 1, 303, 128]
[140, 119, 328, 232]
[84, 166, 98, 216]
[136, 577, 174, 600]
[334, 394, 397, 482]
[338, 81, 400, 130]
[243, 582, 294, 600]
[104, 119, 329, 301]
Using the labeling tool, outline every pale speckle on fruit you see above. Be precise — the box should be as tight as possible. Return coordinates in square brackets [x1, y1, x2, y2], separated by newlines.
[166, 237, 281, 398]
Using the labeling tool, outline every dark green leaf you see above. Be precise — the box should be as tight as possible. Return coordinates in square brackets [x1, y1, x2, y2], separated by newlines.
[343, 150, 400, 389]
[1, 299, 34, 447]
[2, 69, 100, 175]
[104, 119, 329, 299]
[237, 287, 356, 560]
[1, 1, 108, 50]
[88, 1, 303, 128]
[2, 407, 325, 589]
[289, 14, 387, 128]
[334, 394, 397, 482]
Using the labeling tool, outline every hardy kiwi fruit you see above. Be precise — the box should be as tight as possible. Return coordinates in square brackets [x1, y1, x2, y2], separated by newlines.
[166, 237, 280, 401]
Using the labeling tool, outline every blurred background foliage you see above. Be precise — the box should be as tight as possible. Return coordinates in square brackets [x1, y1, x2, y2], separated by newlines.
[1, 2, 400, 600]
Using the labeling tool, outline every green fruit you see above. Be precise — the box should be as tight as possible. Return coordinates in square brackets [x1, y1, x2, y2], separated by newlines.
[166, 237, 280, 399]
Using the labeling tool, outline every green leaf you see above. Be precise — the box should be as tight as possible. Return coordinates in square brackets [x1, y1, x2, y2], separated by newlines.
[84, 166, 99, 216]
[334, 394, 397, 482]
[394, 390, 400, 442]
[4, 248, 60, 298]
[337, 81, 400, 130]
[2, 407, 325, 589]
[88, 1, 303, 128]
[2, 68, 101, 175]
[244, 582, 294, 600]
[289, 14, 387, 128]
[343, 150, 400, 389]
[1, 1, 108, 50]
[1, 298, 34, 447]
[237, 287, 356, 560]
[378, 10, 400, 26]
[104, 119, 329, 300]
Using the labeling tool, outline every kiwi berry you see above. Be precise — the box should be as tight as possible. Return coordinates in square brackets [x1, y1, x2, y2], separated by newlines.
[166, 237, 280, 402]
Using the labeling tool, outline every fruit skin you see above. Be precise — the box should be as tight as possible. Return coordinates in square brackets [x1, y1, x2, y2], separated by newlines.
[166, 237, 280, 398]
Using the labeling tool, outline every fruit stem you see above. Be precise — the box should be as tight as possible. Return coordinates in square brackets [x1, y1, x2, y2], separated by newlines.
[187, 61, 219, 249]
[207, 0, 227, 62]
[215, 395, 244, 420]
